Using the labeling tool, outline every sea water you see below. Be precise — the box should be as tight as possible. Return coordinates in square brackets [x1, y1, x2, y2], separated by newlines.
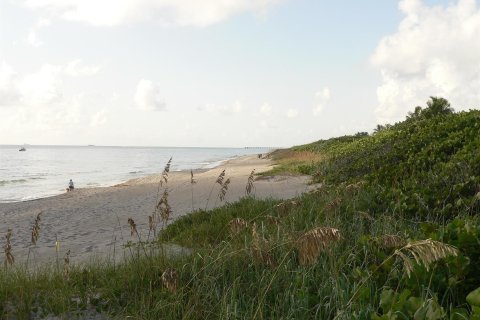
[0, 145, 270, 203]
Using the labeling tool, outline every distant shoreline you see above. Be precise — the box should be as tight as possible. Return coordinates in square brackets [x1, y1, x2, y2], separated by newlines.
[0, 147, 274, 204]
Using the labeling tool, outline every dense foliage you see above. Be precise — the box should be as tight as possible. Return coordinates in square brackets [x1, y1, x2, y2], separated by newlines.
[294, 98, 480, 220]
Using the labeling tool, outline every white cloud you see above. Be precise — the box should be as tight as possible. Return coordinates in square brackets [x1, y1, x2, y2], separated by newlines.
[19, 64, 63, 105]
[27, 30, 43, 47]
[0, 62, 21, 106]
[199, 100, 243, 115]
[20, 0, 283, 27]
[372, 0, 480, 123]
[0, 59, 99, 108]
[25, 18, 52, 47]
[286, 108, 298, 118]
[91, 109, 108, 126]
[312, 86, 330, 116]
[65, 59, 100, 77]
[134, 79, 166, 111]
[0, 59, 103, 134]
[259, 103, 272, 116]
[0, 62, 63, 106]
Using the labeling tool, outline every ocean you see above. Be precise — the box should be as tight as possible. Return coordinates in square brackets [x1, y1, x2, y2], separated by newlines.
[0, 145, 270, 203]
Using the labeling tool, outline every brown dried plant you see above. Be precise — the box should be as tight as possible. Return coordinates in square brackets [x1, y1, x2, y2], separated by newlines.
[296, 227, 342, 265]
[160, 202, 172, 226]
[275, 200, 301, 216]
[155, 157, 173, 214]
[205, 169, 227, 210]
[308, 187, 329, 196]
[394, 239, 459, 277]
[274, 202, 287, 216]
[245, 169, 255, 196]
[127, 218, 137, 236]
[31, 211, 42, 245]
[325, 198, 342, 211]
[251, 223, 275, 267]
[376, 234, 406, 249]
[190, 169, 196, 184]
[63, 249, 71, 279]
[229, 218, 248, 234]
[219, 178, 231, 202]
[156, 188, 172, 226]
[345, 182, 362, 194]
[4, 229, 14, 266]
[265, 215, 281, 226]
[216, 169, 226, 185]
[161, 267, 178, 293]
[156, 189, 169, 211]
[357, 211, 374, 221]
[148, 215, 156, 233]
[161, 157, 172, 186]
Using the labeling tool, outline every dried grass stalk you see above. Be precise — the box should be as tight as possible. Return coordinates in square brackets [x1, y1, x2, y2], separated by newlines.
[4, 229, 14, 266]
[219, 178, 231, 202]
[275, 200, 300, 216]
[325, 198, 342, 211]
[148, 215, 155, 232]
[246, 169, 255, 196]
[345, 182, 361, 194]
[394, 239, 459, 277]
[265, 215, 281, 226]
[229, 218, 248, 234]
[31, 211, 42, 245]
[308, 187, 329, 196]
[357, 211, 374, 221]
[161, 268, 178, 293]
[377, 234, 405, 249]
[251, 223, 275, 266]
[160, 202, 172, 226]
[296, 227, 342, 265]
[155, 188, 172, 226]
[216, 169, 226, 185]
[156, 189, 169, 210]
[63, 249, 71, 279]
[161, 157, 172, 186]
[127, 218, 137, 236]
[190, 170, 196, 184]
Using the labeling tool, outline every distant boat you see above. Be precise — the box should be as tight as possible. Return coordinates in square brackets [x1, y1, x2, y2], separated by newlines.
[19, 147, 26, 151]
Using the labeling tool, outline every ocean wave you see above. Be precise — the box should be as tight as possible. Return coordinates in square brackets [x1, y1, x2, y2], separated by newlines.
[129, 170, 144, 174]
[0, 177, 45, 186]
[0, 179, 28, 186]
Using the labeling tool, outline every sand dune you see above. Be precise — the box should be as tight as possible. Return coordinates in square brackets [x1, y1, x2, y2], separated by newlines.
[0, 155, 316, 267]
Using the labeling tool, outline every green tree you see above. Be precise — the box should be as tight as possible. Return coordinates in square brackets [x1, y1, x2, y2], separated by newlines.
[422, 97, 454, 118]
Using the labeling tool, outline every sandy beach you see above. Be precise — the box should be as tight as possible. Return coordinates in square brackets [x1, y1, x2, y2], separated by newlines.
[0, 155, 315, 267]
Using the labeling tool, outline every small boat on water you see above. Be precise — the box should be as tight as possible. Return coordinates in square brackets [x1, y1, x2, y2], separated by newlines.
[19, 147, 26, 151]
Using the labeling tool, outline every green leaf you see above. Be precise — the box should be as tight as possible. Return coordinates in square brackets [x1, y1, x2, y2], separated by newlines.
[413, 299, 445, 320]
[380, 289, 395, 311]
[467, 287, 480, 307]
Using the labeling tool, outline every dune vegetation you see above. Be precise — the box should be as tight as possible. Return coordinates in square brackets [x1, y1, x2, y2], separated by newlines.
[2, 97, 480, 319]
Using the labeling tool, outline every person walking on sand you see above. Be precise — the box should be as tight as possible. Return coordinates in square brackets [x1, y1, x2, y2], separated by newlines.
[68, 179, 74, 191]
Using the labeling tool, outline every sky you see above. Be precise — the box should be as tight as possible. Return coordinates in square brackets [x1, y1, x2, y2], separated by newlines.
[1, 0, 479, 147]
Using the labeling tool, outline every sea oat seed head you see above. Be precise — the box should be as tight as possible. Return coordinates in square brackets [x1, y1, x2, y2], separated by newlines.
[296, 227, 342, 265]
[161, 268, 178, 293]
[394, 239, 459, 277]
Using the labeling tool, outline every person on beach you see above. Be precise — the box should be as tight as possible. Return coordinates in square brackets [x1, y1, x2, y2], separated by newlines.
[68, 179, 74, 191]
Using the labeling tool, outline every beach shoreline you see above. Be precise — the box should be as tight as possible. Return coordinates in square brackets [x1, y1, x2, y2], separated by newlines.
[0, 154, 316, 267]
